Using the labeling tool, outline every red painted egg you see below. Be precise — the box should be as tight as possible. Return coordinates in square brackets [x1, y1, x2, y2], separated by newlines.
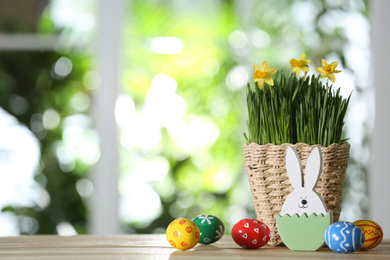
[231, 218, 271, 249]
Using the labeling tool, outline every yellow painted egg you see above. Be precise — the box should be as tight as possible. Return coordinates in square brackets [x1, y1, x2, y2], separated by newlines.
[353, 220, 383, 250]
[166, 218, 200, 250]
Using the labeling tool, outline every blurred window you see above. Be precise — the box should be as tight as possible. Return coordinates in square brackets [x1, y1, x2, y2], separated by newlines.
[0, 0, 370, 235]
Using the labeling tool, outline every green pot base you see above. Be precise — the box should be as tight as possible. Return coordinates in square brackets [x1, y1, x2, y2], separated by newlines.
[276, 212, 333, 251]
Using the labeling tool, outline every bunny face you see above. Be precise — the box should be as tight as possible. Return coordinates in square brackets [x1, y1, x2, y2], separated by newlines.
[281, 189, 328, 216]
[279, 146, 328, 217]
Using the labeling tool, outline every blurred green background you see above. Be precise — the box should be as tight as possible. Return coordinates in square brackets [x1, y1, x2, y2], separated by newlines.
[0, 0, 370, 235]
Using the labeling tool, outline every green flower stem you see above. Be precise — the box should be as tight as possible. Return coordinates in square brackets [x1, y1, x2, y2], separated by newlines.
[303, 71, 308, 81]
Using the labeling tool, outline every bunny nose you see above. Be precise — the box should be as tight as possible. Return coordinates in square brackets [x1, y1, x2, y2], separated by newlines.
[301, 199, 308, 205]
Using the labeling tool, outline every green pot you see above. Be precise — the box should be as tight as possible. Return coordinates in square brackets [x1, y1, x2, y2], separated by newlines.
[276, 212, 332, 251]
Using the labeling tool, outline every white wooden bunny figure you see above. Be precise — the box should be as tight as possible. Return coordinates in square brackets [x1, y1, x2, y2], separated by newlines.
[280, 146, 328, 217]
[277, 146, 333, 251]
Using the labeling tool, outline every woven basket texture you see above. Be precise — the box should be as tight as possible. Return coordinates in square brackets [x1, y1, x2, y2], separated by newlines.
[243, 142, 350, 246]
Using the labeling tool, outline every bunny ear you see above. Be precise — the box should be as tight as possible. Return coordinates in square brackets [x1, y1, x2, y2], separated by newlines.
[286, 146, 303, 189]
[304, 146, 323, 190]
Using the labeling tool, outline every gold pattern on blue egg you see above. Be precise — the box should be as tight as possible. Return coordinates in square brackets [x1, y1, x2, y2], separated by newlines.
[325, 221, 365, 253]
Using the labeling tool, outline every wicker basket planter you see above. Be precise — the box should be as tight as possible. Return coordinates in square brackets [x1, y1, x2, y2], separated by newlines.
[243, 142, 350, 246]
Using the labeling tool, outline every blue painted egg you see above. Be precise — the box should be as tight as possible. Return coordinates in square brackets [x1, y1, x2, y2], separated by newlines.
[325, 221, 365, 253]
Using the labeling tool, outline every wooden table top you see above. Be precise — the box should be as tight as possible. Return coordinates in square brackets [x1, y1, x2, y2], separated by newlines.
[0, 234, 388, 259]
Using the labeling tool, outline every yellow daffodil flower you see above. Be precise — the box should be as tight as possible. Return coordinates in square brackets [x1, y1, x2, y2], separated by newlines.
[253, 61, 277, 89]
[290, 53, 311, 76]
[315, 59, 341, 83]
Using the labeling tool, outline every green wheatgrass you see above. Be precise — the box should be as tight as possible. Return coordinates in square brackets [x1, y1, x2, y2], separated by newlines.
[244, 70, 351, 147]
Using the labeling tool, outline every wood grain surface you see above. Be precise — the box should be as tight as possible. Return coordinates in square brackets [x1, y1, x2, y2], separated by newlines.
[0, 235, 388, 259]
